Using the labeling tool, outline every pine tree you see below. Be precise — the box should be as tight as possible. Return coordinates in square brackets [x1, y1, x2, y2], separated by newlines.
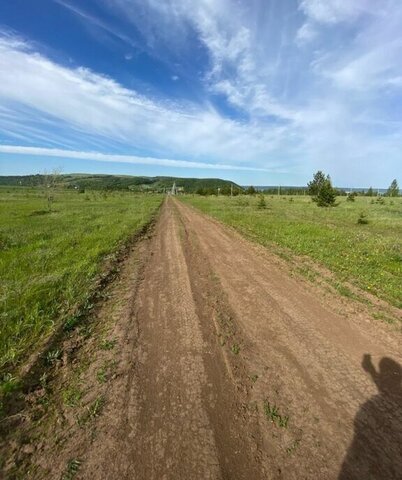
[386, 179, 399, 197]
[308, 171, 337, 207]
[307, 171, 326, 196]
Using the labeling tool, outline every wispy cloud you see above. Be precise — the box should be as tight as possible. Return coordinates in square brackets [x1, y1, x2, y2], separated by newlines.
[0, 145, 269, 171]
[298, 0, 375, 25]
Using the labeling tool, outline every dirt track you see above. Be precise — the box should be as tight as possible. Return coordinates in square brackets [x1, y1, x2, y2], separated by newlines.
[8, 197, 401, 479]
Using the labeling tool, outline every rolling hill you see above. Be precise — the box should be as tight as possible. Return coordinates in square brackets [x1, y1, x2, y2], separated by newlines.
[0, 174, 241, 193]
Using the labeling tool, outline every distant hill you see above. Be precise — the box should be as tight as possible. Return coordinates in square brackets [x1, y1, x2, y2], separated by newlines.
[0, 174, 241, 193]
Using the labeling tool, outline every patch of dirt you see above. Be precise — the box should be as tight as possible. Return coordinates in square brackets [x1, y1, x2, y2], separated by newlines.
[2, 198, 401, 479]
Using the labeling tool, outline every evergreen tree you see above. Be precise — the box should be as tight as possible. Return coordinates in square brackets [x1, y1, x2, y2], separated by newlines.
[307, 171, 337, 207]
[307, 170, 326, 196]
[386, 179, 399, 197]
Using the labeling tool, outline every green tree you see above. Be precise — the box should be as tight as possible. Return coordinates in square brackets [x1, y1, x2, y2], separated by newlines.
[365, 187, 374, 197]
[386, 179, 399, 197]
[308, 171, 337, 207]
[307, 170, 327, 196]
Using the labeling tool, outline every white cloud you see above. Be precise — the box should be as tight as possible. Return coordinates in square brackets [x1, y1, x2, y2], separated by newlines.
[0, 145, 268, 171]
[298, 0, 374, 25]
[296, 22, 317, 45]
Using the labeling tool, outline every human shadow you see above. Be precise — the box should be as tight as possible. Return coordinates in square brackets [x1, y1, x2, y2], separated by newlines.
[338, 354, 402, 479]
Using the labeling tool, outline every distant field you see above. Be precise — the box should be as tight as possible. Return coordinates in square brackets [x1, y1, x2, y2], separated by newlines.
[181, 195, 402, 310]
[0, 187, 162, 375]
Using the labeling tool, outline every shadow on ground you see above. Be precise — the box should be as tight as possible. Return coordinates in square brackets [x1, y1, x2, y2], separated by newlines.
[338, 354, 402, 479]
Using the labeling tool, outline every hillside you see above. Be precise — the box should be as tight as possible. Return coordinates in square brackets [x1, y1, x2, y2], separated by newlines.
[0, 174, 241, 193]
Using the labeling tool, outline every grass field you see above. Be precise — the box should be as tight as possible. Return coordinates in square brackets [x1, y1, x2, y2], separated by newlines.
[181, 194, 402, 310]
[0, 187, 162, 376]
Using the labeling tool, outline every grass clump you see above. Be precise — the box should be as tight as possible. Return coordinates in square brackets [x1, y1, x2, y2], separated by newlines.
[263, 400, 289, 428]
[78, 396, 105, 426]
[62, 386, 83, 408]
[99, 338, 117, 351]
[62, 459, 81, 480]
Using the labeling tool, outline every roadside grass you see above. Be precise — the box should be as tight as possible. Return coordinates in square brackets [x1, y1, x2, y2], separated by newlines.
[0, 187, 162, 376]
[181, 195, 402, 310]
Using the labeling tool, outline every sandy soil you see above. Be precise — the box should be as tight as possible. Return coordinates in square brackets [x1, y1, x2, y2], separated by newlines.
[4, 197, 401, 479]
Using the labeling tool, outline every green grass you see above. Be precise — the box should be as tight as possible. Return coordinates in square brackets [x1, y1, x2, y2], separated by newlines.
[0, 187, 162, 375]
[181, 195, 402, 309]
[62, 459, 81, 480]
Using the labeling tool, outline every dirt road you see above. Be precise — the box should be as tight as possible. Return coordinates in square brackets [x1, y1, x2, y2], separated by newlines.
[7, 197, 401, 479]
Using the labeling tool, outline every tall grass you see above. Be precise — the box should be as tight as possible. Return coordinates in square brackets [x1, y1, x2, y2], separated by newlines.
[0, 187, 162, 373]
[181, 195, 402, 309]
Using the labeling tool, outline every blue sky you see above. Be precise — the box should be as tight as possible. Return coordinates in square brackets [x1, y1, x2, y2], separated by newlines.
[0, 0, 401, 187]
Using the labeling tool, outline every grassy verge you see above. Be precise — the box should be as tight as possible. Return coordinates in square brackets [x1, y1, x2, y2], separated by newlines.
[0, 187, 162, 375]
[180, 195, 402, 309]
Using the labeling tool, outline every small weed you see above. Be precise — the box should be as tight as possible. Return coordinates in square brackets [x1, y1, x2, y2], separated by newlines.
[88, 396, 104, 418]
[263, 400, 289, 428]
[250, 374, 259, 383]
[63, 314, 81, 332]
[39, 372, 48, 389]
[0, 372, 21, 395]
[62, 458, 81, 480]
[45, 349, 62, 366]
[286, 439, 300, 454]
[78, 396, 105, 426]
[78, 323, 93, 339]
[100, 338, 117, 350]
[231, 343, 240, 355]
[96, 367, 107, 384]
